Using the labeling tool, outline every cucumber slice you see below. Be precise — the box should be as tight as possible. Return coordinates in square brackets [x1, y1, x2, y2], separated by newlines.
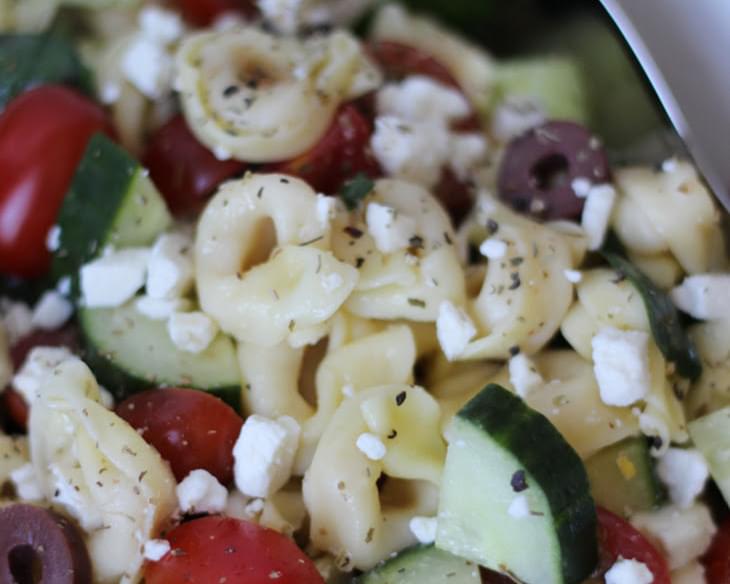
[52, 133, 171, 288]
[688, 407, 730, 506]
[436, 384, 597, 584]
[355, 544, 480, 584]
[81, 302, 241, 409]
[585, 437, 665, 517]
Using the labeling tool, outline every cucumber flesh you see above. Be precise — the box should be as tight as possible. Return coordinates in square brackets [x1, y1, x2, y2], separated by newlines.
[355, 544, 480, 584]
[436, 384, 597, 584]
[688, 407, 730, 506]
[585, 437, 665, 517]
[80, 302, 242, 410]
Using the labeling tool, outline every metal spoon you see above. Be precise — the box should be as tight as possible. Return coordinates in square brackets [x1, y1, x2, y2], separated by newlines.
[599, 0, 730, 210]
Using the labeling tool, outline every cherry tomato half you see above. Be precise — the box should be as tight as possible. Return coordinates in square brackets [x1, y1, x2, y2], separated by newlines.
[266, 104, 381, 194]
[0, 86, 112, 278]
[704, 517, 730, 583]
[368, 41, 461, 89]
[116, 388, 243, 484]
[145, 516, 324, 584]
[595, 507, 671, 584]
[143, 114, 247, 216]
[172, 0, 257, 27]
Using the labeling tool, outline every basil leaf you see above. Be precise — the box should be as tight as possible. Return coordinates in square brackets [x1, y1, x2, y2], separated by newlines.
[0, 33, 94, 110]
[340, 173, 375, 211]
[601, 251, 702, 381]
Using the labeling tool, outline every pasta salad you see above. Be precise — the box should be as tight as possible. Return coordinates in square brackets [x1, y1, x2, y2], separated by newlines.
[0, 1, 728, 583]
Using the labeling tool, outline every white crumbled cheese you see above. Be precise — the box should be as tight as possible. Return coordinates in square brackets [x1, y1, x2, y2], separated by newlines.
[135, 295, 192, 321]
[139, 6, 184, 44]
[244, 497, 265, 516]
[604, 558, 654, 584]
[365, 202, 417, 254]
[80, 248, 149, 308]
[672, 562, 707, 584]
[507, 494, 530, 519]
[581, 184, 617, 251]
[409, 516, 438, 544]
[321, 273, 344, 292]
[671, 274, 730, 320]
[31, 291, 73, 331]
[1, 299, 34, 344]
[449, 133, 488, 180]
[661, 157, 678, 173]
[509, 353, 544, 398]
[316, 194, 336, 228]
[257, 0, 303, 34]
[56, 276, 72, 297]
[212, 145, 232, 161]
[656, 448, 709, 509]
[176, 469, 228, 514]
[632, 503, 717, 570]
[376, 76, 471, 124]
[100, 82, 121, 104]
[167, 311, 218, 354]
[371, 116, 451, 189]
[436, 301, 477, 361]
[143, 539, 171, 562]
[342, 384, 355, 398]
[571, 177, 592, 198]
[146, 233, 194, 300]
[13, 346, 74, 405]
[233, 415, 300, 498]
[491, 96, 546, 142]
[356, 432, 387, 461]
[121, 35, 174, 99]
[563, 269, 583, 284]
[45, 225, 61, 252]
[98, 386, 115, 409]
[592, 327, 651, 407]
[479, 238, 508, 260]
[10, 463, 44, 501]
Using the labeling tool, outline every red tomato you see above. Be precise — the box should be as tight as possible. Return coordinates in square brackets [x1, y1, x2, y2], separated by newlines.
[116, 388, 243, 484]
[266, 104, 381, 194]
[1, 326, 80, 431]
[0, 86, 112, 278]
[173, 0, 257, 27]
[704, 517, 730, 583]
[143, 114, 246, 216]
[145, 517, 323, 584]
[368, 41, 462, 89]
[595, 507, 671, 584]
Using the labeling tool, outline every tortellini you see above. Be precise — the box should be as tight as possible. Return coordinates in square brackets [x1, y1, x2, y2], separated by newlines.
[0, 434, 29, 497]
[303, 384, 445, 570]
[686, 319, 730, 419]
[196, 173, 359, 347]
[28, 355, 177, 584]
[334, 179, 466, 321]
[176, 27, 381, 162]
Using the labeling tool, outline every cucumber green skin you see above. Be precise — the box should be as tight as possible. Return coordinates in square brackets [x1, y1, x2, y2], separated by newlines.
[453, 384, 598, 584]
[355, 545, 480, 584]
[585, 437, 665, 518]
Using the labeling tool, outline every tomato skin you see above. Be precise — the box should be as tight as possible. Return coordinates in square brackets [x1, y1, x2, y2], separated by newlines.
[172, 0, 257, 27]
[143, 114, 246, 216]
[704, 518, 730, 583]
[266, 104, 381, 194]
[144, 516, 324, 584]
[368, 41, 461, 89]
[595, 507, 671, 584]
[0, 86, 112, 278]
[116, 388, 243, 484]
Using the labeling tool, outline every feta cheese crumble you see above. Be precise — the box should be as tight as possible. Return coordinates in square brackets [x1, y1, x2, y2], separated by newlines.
[507, 494, 530, 519]
[139, 6, 184, 44]
[508, 353, 544, 398]
[490, 96, 546, 142]
[121, 36, 174, 99]
[356, 432, 387, 461]
[257, 0, 303, 34]
[80, 248, 149, 308]
[376, 76, 470, 124]
[656, 448, 709, 509]
[135, 295, 193, 321]
[146, 233, 194, 300]
[671, 274, 730, 320]
[167, 311, 219, 354]
[13, 346, 74, 405]
[10, 463, 44, 501]
[449, 133, 488, 180]
[1, 299, 34, 345]
[176, 469, 228, 514]
[143, 539, 171, 562]
[592, 327, 651, 407]
[365, 202, 417, 254]
[45, 225, 61, 252]
[31, 291, 73, 331]
[563, 269, 583, 284]
[409, 516, 438, 544]
[605, 558, 654, 584]
[571, 177, 592, 198]
[581, 184, 616, 251]
[479, 238, 508, 260]
[436, 301, 477, 361]
[233, 415, 301, 498]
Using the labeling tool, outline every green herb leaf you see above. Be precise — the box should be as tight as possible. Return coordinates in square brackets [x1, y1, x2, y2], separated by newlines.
[601, 251, 702, 381]
[0, 33, 94, 110]
[340, 173, 375, 211]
